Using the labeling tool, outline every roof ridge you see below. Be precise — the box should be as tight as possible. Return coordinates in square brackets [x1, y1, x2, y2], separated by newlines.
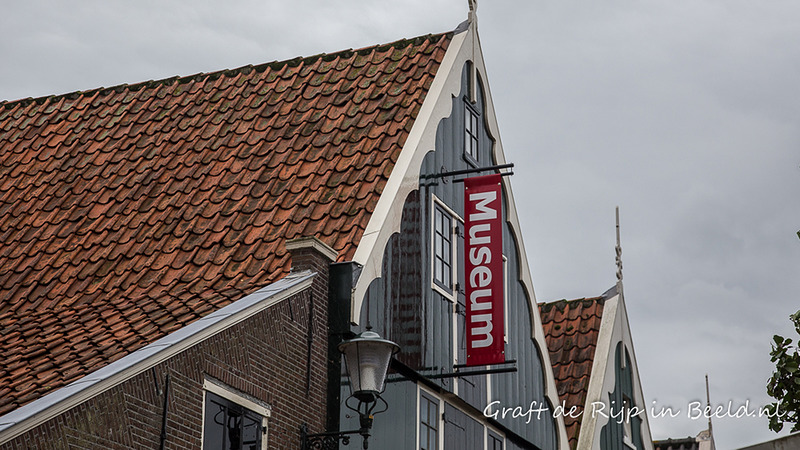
[0, 31, 453, 110]
[539, 296, 605, 313]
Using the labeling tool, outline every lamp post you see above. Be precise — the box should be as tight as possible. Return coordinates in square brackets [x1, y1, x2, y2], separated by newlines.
[301, 330, 400, 450]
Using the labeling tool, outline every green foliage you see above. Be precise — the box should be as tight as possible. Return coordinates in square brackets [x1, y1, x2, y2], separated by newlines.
[766, 311, 800, 432]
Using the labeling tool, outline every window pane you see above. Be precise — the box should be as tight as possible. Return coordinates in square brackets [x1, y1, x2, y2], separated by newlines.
[420, 394, 438, 450]
[242, 413, 261, 450]
[433, 205, 453, 290]
[465, 104, 480, 161]
[227, 409, 242, 449]
[204, 391, 262, 450]
[204, 399, 227, 449]
[489, 432, 503, 450]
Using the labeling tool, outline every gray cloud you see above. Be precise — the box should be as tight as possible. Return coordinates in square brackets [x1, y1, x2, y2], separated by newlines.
[2, 1, 798, 447]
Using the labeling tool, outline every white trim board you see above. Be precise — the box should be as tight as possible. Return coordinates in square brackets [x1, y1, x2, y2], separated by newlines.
[203, 378, 272, 419]
[578, 291, 655, 450]
[351, 26, 469, 308]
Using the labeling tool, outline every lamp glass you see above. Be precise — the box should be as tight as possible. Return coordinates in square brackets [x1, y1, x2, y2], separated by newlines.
[340, 331, 399, 402]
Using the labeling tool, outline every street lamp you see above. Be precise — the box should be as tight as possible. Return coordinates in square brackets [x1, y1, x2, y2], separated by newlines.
[301, 330, 400, 450]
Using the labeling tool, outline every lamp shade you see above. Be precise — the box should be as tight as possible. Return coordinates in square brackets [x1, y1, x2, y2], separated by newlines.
[339, 331, 400, 402]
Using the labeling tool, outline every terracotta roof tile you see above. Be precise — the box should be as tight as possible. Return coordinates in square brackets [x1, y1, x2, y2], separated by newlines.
[0, 31, 452, 416]
[539, 297, 606, 450]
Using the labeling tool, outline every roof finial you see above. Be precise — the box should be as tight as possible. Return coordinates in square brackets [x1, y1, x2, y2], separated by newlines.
[467, 0, 479, 104]
[468, 0, 477, 23]
[705, 374, 713, 436]
[615, 206, 623, 284]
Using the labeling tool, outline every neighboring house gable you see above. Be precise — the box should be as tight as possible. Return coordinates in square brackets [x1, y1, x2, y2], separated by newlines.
[539, 296, 605, 449]
[540, 286, 654, 450]
[653, 426, 715, 450]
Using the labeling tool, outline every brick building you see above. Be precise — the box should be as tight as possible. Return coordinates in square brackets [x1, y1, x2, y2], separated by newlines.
[2, 246, 331, 449]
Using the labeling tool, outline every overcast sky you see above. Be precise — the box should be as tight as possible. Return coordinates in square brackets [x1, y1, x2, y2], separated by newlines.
[2, 1, 798, 448]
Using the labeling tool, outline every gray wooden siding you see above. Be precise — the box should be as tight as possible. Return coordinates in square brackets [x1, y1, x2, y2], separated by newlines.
[444, 402, 484, 450]
[340, 380, 419, 449]
[352, 63, 557, 449]
[600, 342, 645, 450]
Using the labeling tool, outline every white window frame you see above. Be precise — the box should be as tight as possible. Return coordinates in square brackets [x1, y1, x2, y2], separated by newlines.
[622, 395, 636, 449]
[452, 297, 460, 394]
[202, 379, 271, 450]
[502, 255, 508, 343]
[418, 385, 507, 450]
[486, 428, 505, 450]
[464, 100, 480, 165]
[418, 386, 443, 450]
[430, 196, 462, 302]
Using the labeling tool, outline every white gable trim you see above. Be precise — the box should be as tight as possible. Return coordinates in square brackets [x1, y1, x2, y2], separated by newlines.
[0, 271, 315, 445]
[578, 293, 620, 450]
[617, 293, 655, 450]
[350, 20, 569, 450]
[578, 291, 654, 450]
[351, 27, 469, 304]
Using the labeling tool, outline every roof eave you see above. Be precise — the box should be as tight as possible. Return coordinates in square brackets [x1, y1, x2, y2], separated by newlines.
[0, 271, 315, 445]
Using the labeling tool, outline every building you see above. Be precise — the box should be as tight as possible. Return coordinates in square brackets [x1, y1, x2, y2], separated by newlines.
[653, 437, 700, 450]
[539, 284, 654, 450]
[0, 6, 653, 450]
[736, 432, 799, 450]
[653, 429, 715, 450]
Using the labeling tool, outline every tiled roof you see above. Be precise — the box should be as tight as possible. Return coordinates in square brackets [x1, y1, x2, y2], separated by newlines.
[0, 271, 315, 436]
[653, 437, 699, 450]
[538, 297, 605, 450]
[0, 32, 452, 416]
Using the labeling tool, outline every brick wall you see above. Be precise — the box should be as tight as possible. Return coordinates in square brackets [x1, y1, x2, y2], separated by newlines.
[2, 241, 334, 449]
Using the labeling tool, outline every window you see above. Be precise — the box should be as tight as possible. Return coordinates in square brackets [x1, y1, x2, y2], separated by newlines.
[431, 197, 463, 300]
[420, 392, 439, 450]
[203, 381, 270, 450]
[503, 255, 508, 343]
[433, 204, 453, 291]
[420, 390, 507, 450]
[622, 395, 635, 449]
[488, 431, 504, 450]
[464, 102, 480, 163]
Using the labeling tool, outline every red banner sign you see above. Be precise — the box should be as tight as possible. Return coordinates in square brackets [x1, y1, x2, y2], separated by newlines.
[464, 174, 504, 366]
